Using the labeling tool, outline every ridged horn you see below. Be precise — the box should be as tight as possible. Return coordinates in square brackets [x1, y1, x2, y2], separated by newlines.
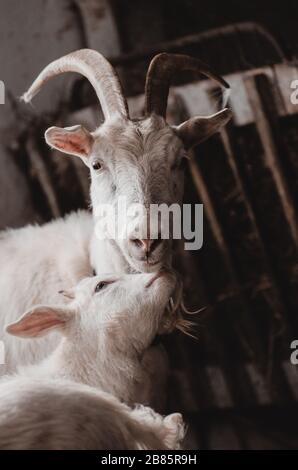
[145, 53, 230, 118]
[22, 49, 128, 120]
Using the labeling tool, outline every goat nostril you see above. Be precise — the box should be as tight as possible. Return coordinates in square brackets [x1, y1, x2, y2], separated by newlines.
[131, 238, 163, 254]
[130, 239, 151, 253]
[131, 239, 143, 249]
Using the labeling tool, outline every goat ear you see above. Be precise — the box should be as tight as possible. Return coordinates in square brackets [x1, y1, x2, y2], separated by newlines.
[175, 108, 232, 149]
[45, 125, 93, 161]
[6, 305, 73, 338]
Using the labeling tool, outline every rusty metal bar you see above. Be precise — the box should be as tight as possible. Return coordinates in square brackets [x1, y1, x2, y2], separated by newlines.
[25, 137, 61, 218]
[244, 75, 298, 246]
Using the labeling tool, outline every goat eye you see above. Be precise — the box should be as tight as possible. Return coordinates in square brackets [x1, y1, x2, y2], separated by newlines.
[92, 161, 102, 171]
[95, 281, 108, 293]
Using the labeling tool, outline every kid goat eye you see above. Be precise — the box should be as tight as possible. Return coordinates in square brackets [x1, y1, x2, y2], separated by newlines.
[92, 161, 102, 171]
[94, 281, 108, 293]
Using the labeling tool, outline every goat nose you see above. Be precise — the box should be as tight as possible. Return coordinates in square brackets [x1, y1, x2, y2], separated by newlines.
[140, 239, 151, 252]
[131, 238, 162, 254]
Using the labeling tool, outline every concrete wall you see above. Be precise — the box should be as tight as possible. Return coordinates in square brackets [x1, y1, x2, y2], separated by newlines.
[0, 0, 119, 229]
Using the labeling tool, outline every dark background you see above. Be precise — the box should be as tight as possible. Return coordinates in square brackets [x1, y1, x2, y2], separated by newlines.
[1, 0, 298, 449]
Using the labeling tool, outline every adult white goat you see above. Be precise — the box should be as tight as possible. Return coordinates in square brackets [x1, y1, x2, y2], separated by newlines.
[0, 49, 231, 375]
[0, 270, 184, 450]
[22, 49, 231, 275]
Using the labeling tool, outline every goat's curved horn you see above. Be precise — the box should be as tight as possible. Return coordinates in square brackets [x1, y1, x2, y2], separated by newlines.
[22, 49, 128, 120]
[145, 53, 230, 118]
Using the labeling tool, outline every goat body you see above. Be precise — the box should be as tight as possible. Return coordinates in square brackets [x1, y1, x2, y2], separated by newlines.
[0, 210, 93, 373]
[0, 377, 184, 450]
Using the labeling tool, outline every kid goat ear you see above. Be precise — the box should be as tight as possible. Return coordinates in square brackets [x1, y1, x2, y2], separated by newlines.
[6, 305, 73, 338]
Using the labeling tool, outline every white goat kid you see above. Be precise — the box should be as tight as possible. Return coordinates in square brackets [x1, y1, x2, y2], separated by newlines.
[0, 378, 185, 450]
[0, 270, 185, 449]
[5, 271, 177, 405]
[0, 49, 231, 374]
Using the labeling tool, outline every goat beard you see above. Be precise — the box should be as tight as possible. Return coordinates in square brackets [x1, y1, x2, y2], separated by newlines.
[158, 277, 204, 339]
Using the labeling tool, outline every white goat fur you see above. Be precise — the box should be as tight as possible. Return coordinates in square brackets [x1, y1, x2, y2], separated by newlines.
[0, 272, 183, 449]
[4, 271, 175, 405]
[0, 377, 185, 450]
[0, 211, 93, 372]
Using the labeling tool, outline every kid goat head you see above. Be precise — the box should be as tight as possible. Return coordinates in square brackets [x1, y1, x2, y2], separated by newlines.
[22, 49, 231, 273]
[6, 270, 177, 402]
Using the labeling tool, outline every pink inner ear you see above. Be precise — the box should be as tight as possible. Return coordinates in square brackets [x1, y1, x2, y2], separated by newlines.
[52, 133, 89, 156]
[7, 310, 65, 337]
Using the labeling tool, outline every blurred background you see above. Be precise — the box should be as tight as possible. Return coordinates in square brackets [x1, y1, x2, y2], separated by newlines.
[1, 0, 298, 449]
